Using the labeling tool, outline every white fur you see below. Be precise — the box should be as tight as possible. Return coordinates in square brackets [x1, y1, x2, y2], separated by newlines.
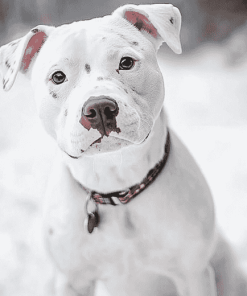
[0, 4, 246, 296]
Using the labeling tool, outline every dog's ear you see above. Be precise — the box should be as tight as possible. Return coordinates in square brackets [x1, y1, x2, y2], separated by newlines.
[0, 25, 54, 91]
[113, 4, 182, 54]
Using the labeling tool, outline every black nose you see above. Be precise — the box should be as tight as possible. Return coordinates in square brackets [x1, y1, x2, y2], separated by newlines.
[80, 97, 120, 136]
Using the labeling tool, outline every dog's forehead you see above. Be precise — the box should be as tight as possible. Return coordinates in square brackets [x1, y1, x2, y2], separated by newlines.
[45, 15, 149, 60]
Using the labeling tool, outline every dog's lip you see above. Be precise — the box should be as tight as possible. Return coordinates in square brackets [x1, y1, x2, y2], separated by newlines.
[90, 131, 151, 146]
[65, 152, 80, 159]
[89, 131, 151, 146]
[90, 136, 103, 146]
[65, 131, 151, 159]
[142, 131, 151, 143]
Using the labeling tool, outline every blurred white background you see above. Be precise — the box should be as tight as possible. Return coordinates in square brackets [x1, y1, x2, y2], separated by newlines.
[0, 0, 247, 295]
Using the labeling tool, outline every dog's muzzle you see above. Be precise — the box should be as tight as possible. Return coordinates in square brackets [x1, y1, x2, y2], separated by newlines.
[79, 96, 120, 136]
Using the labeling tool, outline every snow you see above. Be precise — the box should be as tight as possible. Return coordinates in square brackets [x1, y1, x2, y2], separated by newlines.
[0, 43, 247, 295]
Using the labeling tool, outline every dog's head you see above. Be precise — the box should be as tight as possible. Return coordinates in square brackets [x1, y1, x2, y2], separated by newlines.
[0, 4, 181, 158]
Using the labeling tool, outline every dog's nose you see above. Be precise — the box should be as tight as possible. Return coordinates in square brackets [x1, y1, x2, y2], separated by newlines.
[80, 97, 119, 136]
[83, 97, 118, 120]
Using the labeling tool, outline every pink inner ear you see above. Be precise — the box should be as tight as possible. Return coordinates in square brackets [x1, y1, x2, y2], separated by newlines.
[124, 11, 158, 38]
[21, 31, 47, 71]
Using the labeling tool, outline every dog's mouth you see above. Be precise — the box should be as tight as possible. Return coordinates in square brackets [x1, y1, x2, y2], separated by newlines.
[66, 137, 102, 159]
[66, 131, 151, 160]
[90, 136, 103, 147]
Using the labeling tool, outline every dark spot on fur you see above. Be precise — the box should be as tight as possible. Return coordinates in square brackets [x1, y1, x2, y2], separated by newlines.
[2, 78, 8, 89]
[85, 63, 91, 74]
[97, 77, 103, 81]
[94, 86, 99, 89]
[116, 69, 119, 74]
[64, 109, 68, 116]
[118, 33, 140, 47]
[102, 37, 106, 41]
[170, 17, 174, 24]
[81, 149, 84, 153]
[134, 20, 143, 31]
[5, 60, 10, 68]
[50, 90, 58, 99]
[31, 28, 39, 33]
[11, 69, 13, 73]
[49, 228, 54, 235]
[124, 88, 128, 94]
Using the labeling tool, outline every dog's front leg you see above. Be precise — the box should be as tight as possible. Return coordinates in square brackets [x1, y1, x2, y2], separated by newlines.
[172, 265, 217, 296]
[44, 154, 98, 296]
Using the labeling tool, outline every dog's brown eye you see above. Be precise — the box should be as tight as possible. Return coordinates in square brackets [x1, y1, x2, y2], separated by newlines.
[119, 57, 135, 70]
[51, 71, 66, 84]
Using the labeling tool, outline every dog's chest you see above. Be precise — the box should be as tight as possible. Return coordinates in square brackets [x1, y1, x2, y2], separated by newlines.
[45, 191, 175, 282]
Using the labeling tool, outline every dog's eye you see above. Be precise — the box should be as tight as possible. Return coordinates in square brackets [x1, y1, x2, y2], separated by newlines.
[51, 71, 66, 84]
[119, 57, 135, 70]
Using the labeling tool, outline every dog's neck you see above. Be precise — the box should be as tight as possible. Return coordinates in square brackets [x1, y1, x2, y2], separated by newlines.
[64, 108, 168, 194]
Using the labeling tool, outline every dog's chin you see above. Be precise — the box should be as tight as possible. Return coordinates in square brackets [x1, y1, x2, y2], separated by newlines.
[65, 132, 151, 159]
[82, 136, 133, 155]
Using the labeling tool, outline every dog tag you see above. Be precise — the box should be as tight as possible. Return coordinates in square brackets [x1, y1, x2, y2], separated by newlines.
[84, 193, 99, 234]
[85, 211, 99, 234]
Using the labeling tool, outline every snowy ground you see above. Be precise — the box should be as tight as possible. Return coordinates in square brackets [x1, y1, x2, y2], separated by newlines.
[0, 43, 247, 295]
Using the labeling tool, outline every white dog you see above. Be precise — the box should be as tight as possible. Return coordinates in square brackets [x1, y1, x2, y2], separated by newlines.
[0, 4, 246, 296]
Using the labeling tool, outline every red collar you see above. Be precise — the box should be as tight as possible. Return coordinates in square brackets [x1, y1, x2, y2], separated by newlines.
[82, 131, 170, 206]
